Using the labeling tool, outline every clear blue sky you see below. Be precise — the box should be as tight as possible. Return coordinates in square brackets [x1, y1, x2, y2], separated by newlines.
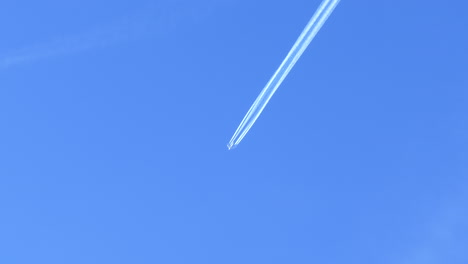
[1, 0, 467, 263]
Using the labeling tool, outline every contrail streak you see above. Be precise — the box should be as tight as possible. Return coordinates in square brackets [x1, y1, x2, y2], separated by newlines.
[227, 0, 340, 150]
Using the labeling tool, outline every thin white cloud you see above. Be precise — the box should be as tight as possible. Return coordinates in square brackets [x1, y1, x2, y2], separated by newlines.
[397, 184, 468, 264]
[0, 30, 114, 69]
[0, 0, 235, 70]
[0, 9, 161, 70]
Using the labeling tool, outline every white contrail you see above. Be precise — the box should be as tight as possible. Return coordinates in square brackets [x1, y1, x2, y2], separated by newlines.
[227, 0, 340, 150]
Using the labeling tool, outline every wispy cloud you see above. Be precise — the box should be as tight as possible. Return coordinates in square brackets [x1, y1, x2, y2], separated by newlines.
[397, 184, 468, 264]
[0, 8, 164, 70]
[0, 0, 235, 70]
[1, 28, 117, 69]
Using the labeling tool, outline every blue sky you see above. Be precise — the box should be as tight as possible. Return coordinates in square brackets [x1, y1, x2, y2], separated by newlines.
[1, 0, 467, 263]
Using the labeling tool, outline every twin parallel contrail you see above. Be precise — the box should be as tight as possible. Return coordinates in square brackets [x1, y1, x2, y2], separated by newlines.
[227, 0, 340, 150]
